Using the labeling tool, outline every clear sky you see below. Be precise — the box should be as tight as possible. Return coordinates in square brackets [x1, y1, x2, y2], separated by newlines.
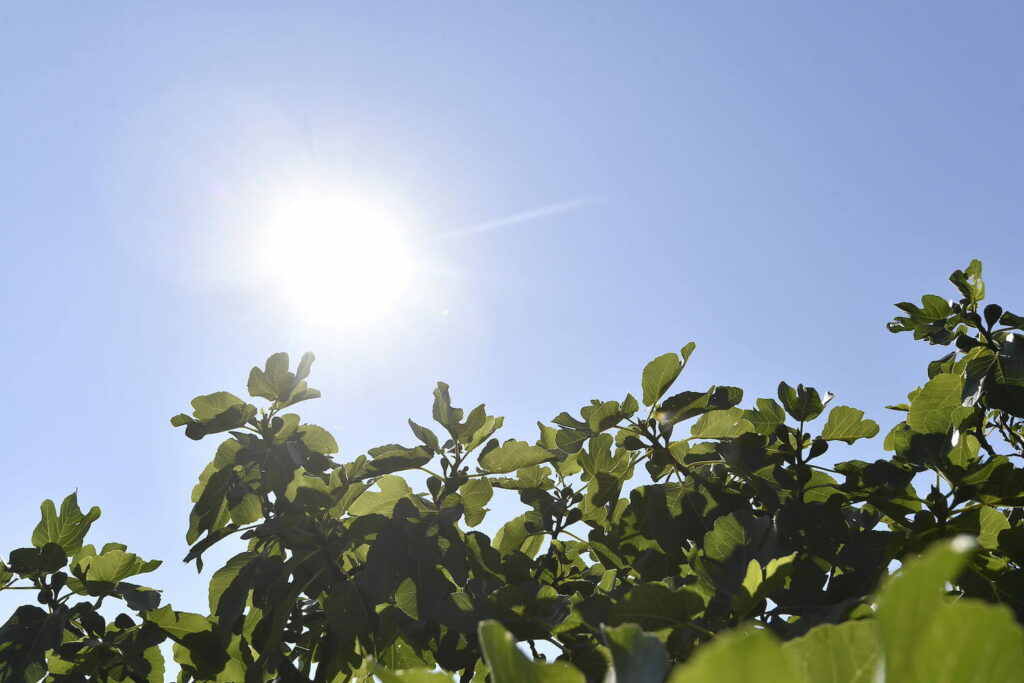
[2, 3, 1022, 615]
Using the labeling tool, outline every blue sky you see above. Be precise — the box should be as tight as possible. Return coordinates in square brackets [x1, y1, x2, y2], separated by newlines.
[1, 3, 1022, 614]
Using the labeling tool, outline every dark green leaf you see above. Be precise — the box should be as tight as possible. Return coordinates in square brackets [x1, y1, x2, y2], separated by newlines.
[603, 623, 670, 683]
[606, 583, 704, 630]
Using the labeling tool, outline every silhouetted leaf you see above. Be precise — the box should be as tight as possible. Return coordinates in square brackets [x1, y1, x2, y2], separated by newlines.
[603, 623, 670, 683]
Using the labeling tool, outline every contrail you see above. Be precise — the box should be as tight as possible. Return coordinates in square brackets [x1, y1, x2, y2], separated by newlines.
[428, 196, 603, 243]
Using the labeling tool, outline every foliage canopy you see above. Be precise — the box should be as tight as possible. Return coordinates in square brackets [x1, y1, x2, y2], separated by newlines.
[4, 260, 1024, 682]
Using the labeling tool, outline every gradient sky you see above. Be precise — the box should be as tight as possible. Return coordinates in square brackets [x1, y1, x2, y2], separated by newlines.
[2, 3, 1022, 615]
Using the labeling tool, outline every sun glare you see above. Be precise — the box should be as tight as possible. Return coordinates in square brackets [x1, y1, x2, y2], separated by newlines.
[254, 187, 418, 326]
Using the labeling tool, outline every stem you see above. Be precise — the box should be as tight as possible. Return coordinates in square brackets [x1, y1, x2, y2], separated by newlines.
[683, 621, 717, 638]
[975, 418, 998, 458]
[957, 501, 1024, 513]
[562, 530, 587, 543]
[417, 467, 445, 479]
[796, 420, 805, 463]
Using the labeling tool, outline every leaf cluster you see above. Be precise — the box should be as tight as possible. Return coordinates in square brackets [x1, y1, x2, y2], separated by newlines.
[4, 261, 1024, 681]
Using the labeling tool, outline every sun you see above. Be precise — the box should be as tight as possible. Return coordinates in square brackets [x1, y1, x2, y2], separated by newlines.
[253, 185, 418, 326]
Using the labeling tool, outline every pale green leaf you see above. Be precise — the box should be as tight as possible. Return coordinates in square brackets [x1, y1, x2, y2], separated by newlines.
[820, 406, 880, 444]
[478, 440, 553, 474]
[478, 620, 584, 683]
[668, 629, 805, 683]
[32, 493, 101, 556]
[642, 353, 682, 407]
[781, 621, 881, 683]
[907, 373, 963, 434]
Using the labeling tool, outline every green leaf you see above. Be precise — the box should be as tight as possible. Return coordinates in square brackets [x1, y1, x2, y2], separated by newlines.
[680, 341, 696, 363]
[907, 373, 963, 434]
[950, 259, 985, 304]
[457, 404, 490, 444]
[777, 382, 826, 422]
[578, 433, 617, 479]
[0, 605, 64, 681]
[247, 367, 278, 400]
[734, 553, 797, 614]
[246, 352, 297, 401]
[950, 506, 1009, 550]
[690, 407, 753, 439]
[432, 382, 464, 432]
[820, 406, 880, 444]
[982, 335, 1024, 418]
[908, 600, 1024, 683]
[587, 400, 630, 433]
[781, 621, 881, 683]
[478, 621, 584, 683]
[295, 351, 315, 380]
[371, 662, 455, 682]
[603, 623, 670, 683]
[145, 605, 214, 641]
[363, 445, 433, 477]
[138, 645, 166, 683]
[191, 392, 245, 422]
[494, 511, 544, 556]
[642, 352, 682, 407]
[395, 577, 419, 619]
[746, 398, 787, 435]
[7, 544, 66, 577]
[278, 380, 321, 408]
[114, 582, 162, 611]
[75, 548, 161, 588]
[465, 414, 505, 452]
[703, 511, 770, 564]
[668, 629, 805, 683]
[409, 419, 441, 452]
[478, 439, 553, 474]
[298, 424, 338, 454]
[31, 493, 101, 556]
[554, 428, 589, 455]
[605, 583, 704, 630]
[876, 537, 976, 682]
[656, 386, 743, 427]
[184, 402, 257, 439]
[347, 475, 418, 517]
[208, 552, 257, 636]
[186, 466, 233, 544]
[459, 477, 493, 527]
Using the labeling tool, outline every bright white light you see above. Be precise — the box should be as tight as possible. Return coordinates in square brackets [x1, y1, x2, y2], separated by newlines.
[254, 186, 417, 326]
